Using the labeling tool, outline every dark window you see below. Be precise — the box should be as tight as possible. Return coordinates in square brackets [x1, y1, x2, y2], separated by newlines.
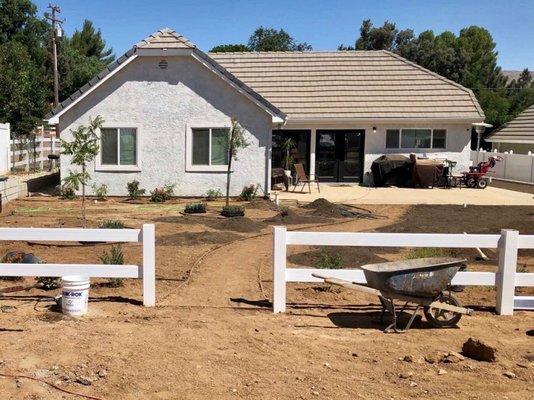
[386, 129, 400, 148]
[432, 129, 446, 148]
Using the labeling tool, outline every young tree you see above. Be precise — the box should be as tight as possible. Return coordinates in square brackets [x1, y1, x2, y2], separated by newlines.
[61, 116, 103, 226]
[225, 119, 249, 206]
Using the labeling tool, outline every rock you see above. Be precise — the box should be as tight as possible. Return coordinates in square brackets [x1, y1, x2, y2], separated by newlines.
[97, 369, 107, 378]
[402, 355, 414, 363]
[524, 353, 534, 362]
[516, 362, 529, 369]
[75, 376, 92, 386]
[442, 351, 465, 364]
[351, 352, 358, 358]
[323, 362, 332, 369]
[399, 372, 413, 379]
[311, 391, 320, 396]
[503, 371, 516, 379]
[424, 352, 442, 364]
[462, 338, 497, 362]
[409, 381, 418, 387]
[438, 369, 447, 375]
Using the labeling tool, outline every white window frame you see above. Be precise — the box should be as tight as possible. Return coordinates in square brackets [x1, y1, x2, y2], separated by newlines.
[95, 126, 141, 172]
[186, 124, 230, 172]
[385, 128, 447, 150]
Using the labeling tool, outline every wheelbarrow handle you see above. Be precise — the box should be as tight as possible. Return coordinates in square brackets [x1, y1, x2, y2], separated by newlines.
[311, 273, 381, 296]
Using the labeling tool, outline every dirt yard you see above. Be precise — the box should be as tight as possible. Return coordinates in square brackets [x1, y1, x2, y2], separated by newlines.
[0, 197, 533, 400]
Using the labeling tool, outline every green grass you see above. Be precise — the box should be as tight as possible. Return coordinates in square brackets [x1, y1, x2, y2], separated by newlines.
[406, 247, 455, 259]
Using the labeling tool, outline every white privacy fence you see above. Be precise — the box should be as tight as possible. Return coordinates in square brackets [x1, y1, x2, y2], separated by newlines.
[273, 226, 534, 315]
[471, 150, 534, 184]
[11, 136, 61, 171]
[0, 224, 156, 306]
[0, 123, 10, 174]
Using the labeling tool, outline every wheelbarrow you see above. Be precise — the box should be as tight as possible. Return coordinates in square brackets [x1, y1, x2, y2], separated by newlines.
[313, 257, 473, 333]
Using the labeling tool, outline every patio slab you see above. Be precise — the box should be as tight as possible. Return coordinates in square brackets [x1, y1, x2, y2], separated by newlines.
[272, 184, 534, 206]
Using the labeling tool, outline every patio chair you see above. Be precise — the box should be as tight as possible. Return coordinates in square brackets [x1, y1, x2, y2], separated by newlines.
[293, 163, 320, 193]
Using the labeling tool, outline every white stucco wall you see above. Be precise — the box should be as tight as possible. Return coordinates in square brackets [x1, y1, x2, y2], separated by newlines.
[58, 56, 272, 196]
[282, 121, 474, 184]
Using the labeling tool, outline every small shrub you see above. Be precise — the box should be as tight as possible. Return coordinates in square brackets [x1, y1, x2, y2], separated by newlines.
[99, 244, 125, 287]
[163, 184, 175, 197]
[60, 185, 77, 200]
[239, 184, 257, 201]
[406, 247, 454, 259]
[184, 202, 207, 214]
[35, 276, 60, 290]
[221, 205, 245, 217]
[315, 248, 343, 270]
[92, 183, 108, 200]
[99, 219, 125, 229]
[127, 180, 146, 199]
[150, 184, 175, 203]
[205, 188, 223, 201]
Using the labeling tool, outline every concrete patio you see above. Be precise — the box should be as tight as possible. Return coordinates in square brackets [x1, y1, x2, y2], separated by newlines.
[272, 184, 534, 206]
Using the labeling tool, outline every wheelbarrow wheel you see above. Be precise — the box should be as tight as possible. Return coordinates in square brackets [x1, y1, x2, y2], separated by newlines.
[424, 292, 462, 328]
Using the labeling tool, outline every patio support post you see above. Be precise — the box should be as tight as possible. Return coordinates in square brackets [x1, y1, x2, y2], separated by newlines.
[273, 226, 287, 313]
[309, 129, 316, 180]
[496, 229, 518, 315]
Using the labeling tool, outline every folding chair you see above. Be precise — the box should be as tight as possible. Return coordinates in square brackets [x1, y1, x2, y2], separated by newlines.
[293, 163, 320, 193]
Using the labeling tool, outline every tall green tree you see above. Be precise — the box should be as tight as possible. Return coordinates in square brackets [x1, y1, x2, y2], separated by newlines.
[0, 41, 48, 135]
[69, 19, 114, 63]
[0, 0, 48, 136]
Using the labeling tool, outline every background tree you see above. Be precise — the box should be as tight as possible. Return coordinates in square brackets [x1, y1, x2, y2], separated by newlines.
[225, 119, 249, 206]
[248, 27, 311, 51]
[69, 19, 114, 63]
[341, 19, 534, 141]
[61, 116, 103, 227]
[210, 43, 250, 53]
[0, 0, 48, 136]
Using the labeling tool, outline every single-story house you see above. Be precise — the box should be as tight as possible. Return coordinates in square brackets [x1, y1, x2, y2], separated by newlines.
[485, 105, 534, 154]
[47, 28, 485, 196]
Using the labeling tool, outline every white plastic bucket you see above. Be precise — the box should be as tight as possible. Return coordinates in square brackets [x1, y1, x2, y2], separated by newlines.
[61, 276, 90, 316]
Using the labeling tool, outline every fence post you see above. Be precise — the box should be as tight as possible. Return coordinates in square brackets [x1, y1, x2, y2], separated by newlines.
[273, 226, 287, 313]
[141, 224, 156, 306]
[496, 229, 519, 315]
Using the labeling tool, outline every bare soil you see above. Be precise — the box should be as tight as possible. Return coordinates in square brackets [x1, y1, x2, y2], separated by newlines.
[0, 197, 533, 400]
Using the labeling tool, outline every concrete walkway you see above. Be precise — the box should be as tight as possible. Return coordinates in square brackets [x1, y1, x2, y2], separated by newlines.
[273, 184, 534, 206]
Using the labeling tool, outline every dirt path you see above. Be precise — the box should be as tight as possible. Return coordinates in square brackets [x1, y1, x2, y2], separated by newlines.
[0, 199, 533, 399]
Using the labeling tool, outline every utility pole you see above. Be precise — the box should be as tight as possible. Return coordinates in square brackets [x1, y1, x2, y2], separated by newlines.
[45, 4, 64, 108]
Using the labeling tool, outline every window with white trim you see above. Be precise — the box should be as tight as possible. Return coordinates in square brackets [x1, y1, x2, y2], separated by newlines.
[101, 128, 137, 165]
[386, 129, 446, 149]
[191, 128, 229, 166]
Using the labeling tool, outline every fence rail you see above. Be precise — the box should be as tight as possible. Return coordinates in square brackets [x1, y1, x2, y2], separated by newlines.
[471, 150, 534, 184]
[0, 224, 156, 306]
[273, 227, 534, 315]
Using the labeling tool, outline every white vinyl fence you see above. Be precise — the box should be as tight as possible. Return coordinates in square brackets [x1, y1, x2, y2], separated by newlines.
[273, 227, 534, 315]
[0, 123, 10, 174]
[11, 136, 61, 171]
[0, 224, 156, 306]
[471, 150, 534, 184]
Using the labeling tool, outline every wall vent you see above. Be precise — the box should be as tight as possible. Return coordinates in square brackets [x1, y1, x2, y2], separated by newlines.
[158, 59, 168, 69]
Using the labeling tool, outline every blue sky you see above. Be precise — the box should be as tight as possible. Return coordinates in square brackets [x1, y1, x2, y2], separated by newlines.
[35, 0, 533, 70]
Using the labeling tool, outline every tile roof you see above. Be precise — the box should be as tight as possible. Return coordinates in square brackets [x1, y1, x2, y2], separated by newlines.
[486, 105, 534, 143]
[209, 50, 485, 121]
[48, 29, 284, 120]
[136, 28, 196, 49]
